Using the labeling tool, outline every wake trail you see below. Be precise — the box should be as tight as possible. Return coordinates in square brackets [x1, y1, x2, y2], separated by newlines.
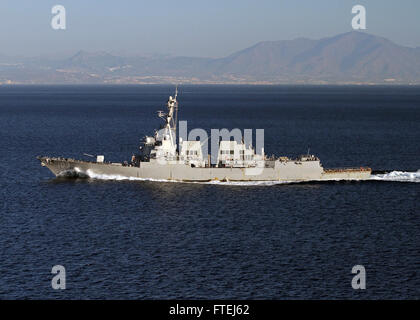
[369, 170, 420, 183]
[56, 169, 420, 185]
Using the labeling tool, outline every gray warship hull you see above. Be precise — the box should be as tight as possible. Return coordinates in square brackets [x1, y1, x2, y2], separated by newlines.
[38, 157, 372, 182]
[38, 89, 372, 182]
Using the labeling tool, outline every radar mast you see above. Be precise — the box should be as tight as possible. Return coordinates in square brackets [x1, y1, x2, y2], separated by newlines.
[156, 86, 179, 151]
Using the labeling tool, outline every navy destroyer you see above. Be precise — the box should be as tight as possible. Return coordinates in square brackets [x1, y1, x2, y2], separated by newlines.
[38, 89, 371, 182]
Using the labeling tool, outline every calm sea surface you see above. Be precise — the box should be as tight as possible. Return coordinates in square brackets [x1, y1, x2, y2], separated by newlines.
[0, 85, 419, 299]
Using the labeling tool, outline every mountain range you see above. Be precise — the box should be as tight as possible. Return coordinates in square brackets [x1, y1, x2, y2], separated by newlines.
[1, 31, 419, 84]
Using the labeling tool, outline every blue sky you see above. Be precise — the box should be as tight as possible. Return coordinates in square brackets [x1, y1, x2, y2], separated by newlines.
[0, 0, 419, 57]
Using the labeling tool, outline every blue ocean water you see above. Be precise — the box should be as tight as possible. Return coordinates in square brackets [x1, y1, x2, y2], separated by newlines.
[0, 85, 419, 299]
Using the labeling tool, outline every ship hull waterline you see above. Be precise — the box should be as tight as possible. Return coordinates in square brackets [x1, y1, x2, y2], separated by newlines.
[38, 157, 372, 182]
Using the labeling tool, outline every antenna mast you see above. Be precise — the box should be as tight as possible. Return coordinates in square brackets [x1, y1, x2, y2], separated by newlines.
[174, 85, 179, 137]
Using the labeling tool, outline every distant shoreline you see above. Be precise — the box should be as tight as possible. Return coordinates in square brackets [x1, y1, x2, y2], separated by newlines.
[1, 82, 420, 86]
